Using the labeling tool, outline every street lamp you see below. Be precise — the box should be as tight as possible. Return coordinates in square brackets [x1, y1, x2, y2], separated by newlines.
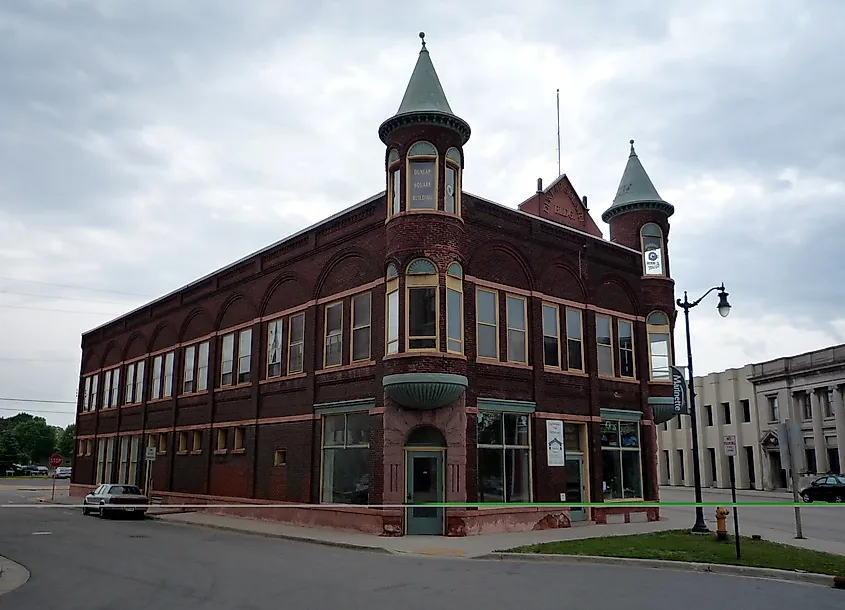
[677, 282, 731, 534]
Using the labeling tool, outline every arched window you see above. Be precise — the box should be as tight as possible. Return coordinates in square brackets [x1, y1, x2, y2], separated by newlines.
[446, 262, 463, 353]
[445, 147, 462, 215]
[406, 142, 438, 211]
[385, 264, 399, 354]
[646, 311, 671, 381]
[641, 223, 665, 276]
[405, 258, 438, 350]
[387, 149, 401, 216]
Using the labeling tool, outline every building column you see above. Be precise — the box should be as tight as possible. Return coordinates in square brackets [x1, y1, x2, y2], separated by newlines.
[833, 384, 845, 475]
[810, 389, 828, 474]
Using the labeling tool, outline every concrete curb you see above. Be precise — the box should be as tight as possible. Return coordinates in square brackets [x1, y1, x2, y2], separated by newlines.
[0, 556, 31, 596]
[145, 514, 395, 555]
[478, 552, 845, 589]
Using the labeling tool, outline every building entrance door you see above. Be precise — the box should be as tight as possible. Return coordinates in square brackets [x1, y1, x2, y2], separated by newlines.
[565, 456, 587, 522]
[405, 451, 444, 535]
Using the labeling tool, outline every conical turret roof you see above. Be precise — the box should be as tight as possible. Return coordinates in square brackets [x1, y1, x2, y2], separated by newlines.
[378, 33, 471, 145]
[601, 140, 674, 223]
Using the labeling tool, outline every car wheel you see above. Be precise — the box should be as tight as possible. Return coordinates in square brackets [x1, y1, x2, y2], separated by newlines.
[98, 503, 108, 518]
[801, 492, 812, 503]
[82, 506, 90, 516]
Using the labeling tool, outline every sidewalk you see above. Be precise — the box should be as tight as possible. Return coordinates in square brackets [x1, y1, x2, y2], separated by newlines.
[36, 492, 845, 559]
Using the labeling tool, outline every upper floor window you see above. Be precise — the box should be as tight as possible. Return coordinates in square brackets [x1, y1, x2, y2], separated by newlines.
[388, 149, 401, 215]
[506, 295, 527, 364]
[124, 360, 145, 405]
[407, 141, 437, 210]
[267, 319, 283, 378]
[446, 262, 463, 354]
[595, 315, 614, 376]
[385, 264, 399, 354]
[767, 395, 779, 422]
[102, 367, 120, 408]
[81, 373, 99, 412]
[150, 351, 176, 399]
[566, 308, 584, 372]
[220, 328, 251, 387]
[542, 303, 560, 368]
[182, 341, 209, 394]
[824, 388, 835, 418]
[288, 313, 305, 374]
[406, 258, 438, 350]
[476, 288, 499, 360]
[351, 292, 372, 362]
[646, 311, 671, 381]
[641, 223, 665, 276]
[267, 312, 305, 377]
[618, 319, 635, 378]
[445, 147, 462, 215]
[323, 302, 343, 367]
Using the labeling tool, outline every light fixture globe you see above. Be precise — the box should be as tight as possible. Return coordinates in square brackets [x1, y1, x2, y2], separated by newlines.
[717, 288, 731, 318]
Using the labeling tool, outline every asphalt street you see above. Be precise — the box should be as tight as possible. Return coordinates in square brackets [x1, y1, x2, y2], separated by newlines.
[1, 483, 843, 609]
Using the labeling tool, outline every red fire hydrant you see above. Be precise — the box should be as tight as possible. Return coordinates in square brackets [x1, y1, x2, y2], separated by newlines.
[715, 506, 729, 541]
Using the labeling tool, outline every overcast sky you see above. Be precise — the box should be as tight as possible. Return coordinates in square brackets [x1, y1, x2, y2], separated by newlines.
[1, 0, 843, 429]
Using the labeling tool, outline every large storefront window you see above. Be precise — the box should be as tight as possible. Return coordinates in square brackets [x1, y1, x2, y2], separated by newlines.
[477, 411, 531, 503]
[321, 412, 370, 504]
[601, 420, 643, 500]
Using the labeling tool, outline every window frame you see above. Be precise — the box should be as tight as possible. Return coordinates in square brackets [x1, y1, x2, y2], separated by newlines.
[287, 312, 305, 374]
[542, 302, 561, 369]
[476, 410, 533, 504]
[266, 318, 284, 379]
[151, 354, 163, 399]
[182, 345, 196, 394]
[617, 318, 636, 379]
[646, 311, 672, 382]
[640, 223, 666, 277]
[179, 341, 209, 395]
[216, 429, 227, 452]
[595, 314, 615, 377]
[191, 430, 202, 454]
[220, 328, 252, 388]
[505, 294, 528, 364]
[565, 307, 584, 373]
[388, 158, 402, 215]
[323, 301, 344, 368]
[444, 158, 461, 215]
[350, 292, 372, 363]
[385, 275, 400, 354]
[406, 141, 439, 211]
[475, 288, 500, 361]
[405, 263, 439, 352]
[600, 419, 644, 501]
[163, 351, 174, 398]
[234, 427, 246, 452]
[319, 411, 370, 504]
[445, 265, 464, 354]
[178, 431, 188, 453]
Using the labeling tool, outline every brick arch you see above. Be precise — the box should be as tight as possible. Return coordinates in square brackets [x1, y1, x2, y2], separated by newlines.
[215, 292, 258, 331]
[537, 260, 587, 302]
[121, 331, 148, 361]
[147, 321, 179, 353]
[259, 273, 309, 317]
[467, 241, 534, 291]
[313, 247, 381, 300]
[82, 350, 100, 374]
[100, 340, 120, 368]
[593, 274, 640, 315]
[179, 307, 214, 342]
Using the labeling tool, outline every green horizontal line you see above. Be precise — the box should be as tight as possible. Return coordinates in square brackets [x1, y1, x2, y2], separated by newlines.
[417, 502, 843, 508]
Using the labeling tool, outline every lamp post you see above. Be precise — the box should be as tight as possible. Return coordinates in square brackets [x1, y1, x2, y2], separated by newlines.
[677, 282, 731, 534]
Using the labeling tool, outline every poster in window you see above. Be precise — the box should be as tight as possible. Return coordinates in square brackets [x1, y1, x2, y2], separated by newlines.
[644, 247, 663, 275]
[546, 419, 565, 466]
[409, 161, 435, 209]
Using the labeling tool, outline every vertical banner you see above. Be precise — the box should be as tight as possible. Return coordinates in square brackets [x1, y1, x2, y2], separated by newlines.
[546, 419, 565, 466]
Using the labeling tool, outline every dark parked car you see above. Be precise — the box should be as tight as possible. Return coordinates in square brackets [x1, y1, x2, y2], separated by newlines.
[82, 484, 149, 518]
[799, 475, 845, 503]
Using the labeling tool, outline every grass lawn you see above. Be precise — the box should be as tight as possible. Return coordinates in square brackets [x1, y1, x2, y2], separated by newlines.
[505, 530, 845, 577]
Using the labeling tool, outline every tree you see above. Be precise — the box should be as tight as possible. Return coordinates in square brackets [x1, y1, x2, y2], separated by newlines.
[0, 431, 21, 470]
[13, 418, 56, 464]
[57, 424, 76, 461]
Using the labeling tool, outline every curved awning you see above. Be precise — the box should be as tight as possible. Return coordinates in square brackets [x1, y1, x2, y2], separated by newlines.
[382, 373, 468, 410]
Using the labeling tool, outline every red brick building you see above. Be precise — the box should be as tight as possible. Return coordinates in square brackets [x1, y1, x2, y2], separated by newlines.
[71, 35, 679, 536]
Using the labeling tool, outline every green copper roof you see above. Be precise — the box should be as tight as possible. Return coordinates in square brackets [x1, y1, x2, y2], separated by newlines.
[378, 33, 471, 145]
[601, 140, 674, 223]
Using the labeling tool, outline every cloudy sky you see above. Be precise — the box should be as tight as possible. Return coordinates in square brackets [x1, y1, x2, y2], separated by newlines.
[1, 0, 843, 429]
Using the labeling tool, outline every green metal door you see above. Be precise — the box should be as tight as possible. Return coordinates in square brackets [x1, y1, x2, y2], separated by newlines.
[565, 456, 587, 522]
[406, 451, 444, 535]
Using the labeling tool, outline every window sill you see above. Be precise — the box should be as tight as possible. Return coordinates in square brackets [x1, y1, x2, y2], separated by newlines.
[79, 411, 96, 415]
[121, 402, 143, 408]
[177, 451, 188, 455]
[231, 448, 246, 455]
[544, 367, 588, 377]
[214, 383, 251, 393]
[190, 450, 202, 455]
[178, 390, 210, 398]
[383, 351, 466, 361]
[147, 398, 171, 405]
[214, 449, 228, 455]
[316, 360, 375, 375]
[260, 372, 307, 384]
[648, 379, 673, 385]
[640, 275, 673, 282]
[599, 376, 640, 385]
[477, 359, 533, 370]
[385, 209, 464, 224]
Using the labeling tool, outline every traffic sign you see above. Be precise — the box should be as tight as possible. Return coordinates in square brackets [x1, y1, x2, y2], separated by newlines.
[49, 454, 63, 468]
[145, 446, 157, 461]
[723, 435, 737, 457]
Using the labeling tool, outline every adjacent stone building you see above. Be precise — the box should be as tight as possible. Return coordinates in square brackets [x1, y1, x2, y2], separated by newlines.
[658, 344, 845, 491]
[71, 35, 681, 535]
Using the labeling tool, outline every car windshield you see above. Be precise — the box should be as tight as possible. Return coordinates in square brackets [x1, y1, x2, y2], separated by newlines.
[108, 485, 142, 495]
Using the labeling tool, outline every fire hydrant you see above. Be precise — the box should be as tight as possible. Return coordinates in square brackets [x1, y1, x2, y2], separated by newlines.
[715, 506, 730, 540]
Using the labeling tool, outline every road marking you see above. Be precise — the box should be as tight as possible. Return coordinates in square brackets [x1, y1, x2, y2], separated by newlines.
[31, 531, 52, 535]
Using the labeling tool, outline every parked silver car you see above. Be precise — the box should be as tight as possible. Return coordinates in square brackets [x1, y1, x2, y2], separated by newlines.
[82, 484, 149, 518]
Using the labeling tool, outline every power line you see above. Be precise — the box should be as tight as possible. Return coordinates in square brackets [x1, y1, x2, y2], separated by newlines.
[0, 303, 117, 315]
[0, 357, 78, 363]
[0, 406, 75, 415]
[0, 289, 142, 306]
[0, 398, 76, 405]
[0, 275, 151, 298]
